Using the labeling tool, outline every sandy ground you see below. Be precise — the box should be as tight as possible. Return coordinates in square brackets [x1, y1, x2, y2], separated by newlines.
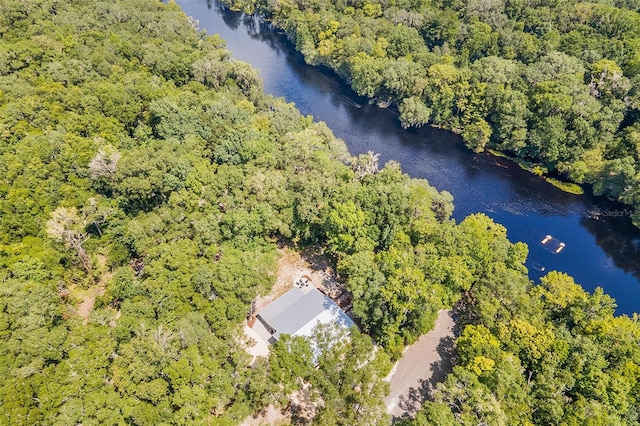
[242, 323, 270, 362]
[384, 310, 457, 420]
[240, 405, 290, 426]
[76, 255, 111, 325]
[253, 245, 341, 313]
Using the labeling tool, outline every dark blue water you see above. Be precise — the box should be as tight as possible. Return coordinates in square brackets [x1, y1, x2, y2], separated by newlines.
[177, 0, 640, 315]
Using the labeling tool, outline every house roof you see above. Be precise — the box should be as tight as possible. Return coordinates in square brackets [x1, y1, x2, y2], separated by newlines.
[257, 286, 354, 339]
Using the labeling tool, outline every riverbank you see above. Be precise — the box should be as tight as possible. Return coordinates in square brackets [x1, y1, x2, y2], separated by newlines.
[488, 149, 585, 195]
[229, 0, 639, 230]
[177, 0, 640, 315]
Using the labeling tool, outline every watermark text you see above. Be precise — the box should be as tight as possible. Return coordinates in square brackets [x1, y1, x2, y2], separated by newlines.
[590, 208, 633, 218]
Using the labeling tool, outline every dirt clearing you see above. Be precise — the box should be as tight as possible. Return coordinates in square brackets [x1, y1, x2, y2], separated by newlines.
[241, 404, 290, 426]
[253, 245, 343, 312]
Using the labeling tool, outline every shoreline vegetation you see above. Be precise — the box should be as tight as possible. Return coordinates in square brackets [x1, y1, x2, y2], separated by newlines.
[221, 0, 640, 228]
[488, 149, 585, 194]
[545, 177, 585, 195]
[1, 0, 639, 424]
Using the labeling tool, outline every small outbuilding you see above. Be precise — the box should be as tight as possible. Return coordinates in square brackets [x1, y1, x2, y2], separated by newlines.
[256, 286, 354, 342]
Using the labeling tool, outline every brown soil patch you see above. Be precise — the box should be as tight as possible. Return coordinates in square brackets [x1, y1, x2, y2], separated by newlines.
[109, 309, 121, 327]
[253, 245, 344, 313]
[299, 246, 346, 299]
[241, 323, 270, 363]
[76, 286, 103, 324]
[253, 248, 303, 312]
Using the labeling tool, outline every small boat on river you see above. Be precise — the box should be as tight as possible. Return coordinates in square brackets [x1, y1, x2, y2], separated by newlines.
[531, 262, 546, 272]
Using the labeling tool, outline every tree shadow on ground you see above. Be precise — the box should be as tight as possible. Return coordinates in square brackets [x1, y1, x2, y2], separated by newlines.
[391, 315, 458, 423]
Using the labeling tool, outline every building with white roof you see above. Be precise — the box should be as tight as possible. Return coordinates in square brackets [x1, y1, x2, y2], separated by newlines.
[256, 285, 354, 342]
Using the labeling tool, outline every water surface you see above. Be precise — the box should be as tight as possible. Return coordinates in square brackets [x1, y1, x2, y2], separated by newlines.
[177, 0, 640, 315]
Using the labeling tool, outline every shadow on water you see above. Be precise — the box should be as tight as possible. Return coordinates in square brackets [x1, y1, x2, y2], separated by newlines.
[239, 15, 375, 115]
[177, 0, 640, 314]
[217, 4, 242, 29]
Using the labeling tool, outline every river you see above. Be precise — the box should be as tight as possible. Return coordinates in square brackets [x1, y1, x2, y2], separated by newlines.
[176, 0, 640, 315]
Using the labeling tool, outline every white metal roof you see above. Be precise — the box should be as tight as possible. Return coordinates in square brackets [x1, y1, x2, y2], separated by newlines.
[257, 286, 354, 339]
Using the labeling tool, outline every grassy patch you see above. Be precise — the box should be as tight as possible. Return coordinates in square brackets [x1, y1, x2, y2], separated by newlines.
[546, 177, 584, 194]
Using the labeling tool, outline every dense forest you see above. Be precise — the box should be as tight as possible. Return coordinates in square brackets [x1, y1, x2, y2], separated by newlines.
[1, 0, 640, 424]
[223, 0, 640, 227]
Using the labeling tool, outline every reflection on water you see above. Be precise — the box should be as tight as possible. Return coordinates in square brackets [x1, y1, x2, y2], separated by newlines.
[581, 216, 640, 278]
[177, 0, 640, 314]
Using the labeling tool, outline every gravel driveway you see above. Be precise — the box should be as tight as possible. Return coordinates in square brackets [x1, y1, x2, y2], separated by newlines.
[384, 310, 457, 419]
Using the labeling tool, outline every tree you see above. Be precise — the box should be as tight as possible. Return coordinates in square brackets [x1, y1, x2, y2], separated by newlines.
[46, 207, 91, 272]
[324, 200, 375, 255]
[398, 96, 432, 128]
[462, 118, 492, 152]
[351, 150, 380, 180]
[6, 0, 640, 422]
[434, 367, 509, 425]
[89, 145, 121, 179]
[269, 325, 391, 425]
[411, 401, 458, 426]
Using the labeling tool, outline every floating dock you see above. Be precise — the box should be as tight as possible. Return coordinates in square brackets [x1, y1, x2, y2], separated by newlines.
[541, 235, 565, 254]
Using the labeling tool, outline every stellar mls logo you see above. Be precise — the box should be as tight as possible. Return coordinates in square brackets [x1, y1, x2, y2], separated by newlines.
[588, 208, 633, 219]
[601, 209, 633, 217]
